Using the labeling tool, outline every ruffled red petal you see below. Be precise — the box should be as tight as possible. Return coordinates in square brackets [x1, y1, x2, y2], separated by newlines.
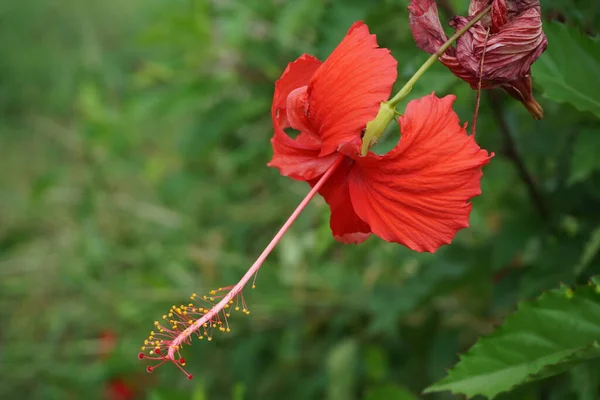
[347, 94, 493, 252]
[309, 158, 371, 244]
[273, 54, 322, 112]
[269, 55, 339, 181]
[307, 22, 397, 156]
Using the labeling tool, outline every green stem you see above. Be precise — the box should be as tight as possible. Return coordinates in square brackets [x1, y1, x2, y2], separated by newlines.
[387, 4, 492, 108]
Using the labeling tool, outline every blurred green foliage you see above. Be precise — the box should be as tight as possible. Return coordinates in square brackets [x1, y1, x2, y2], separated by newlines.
[1, 0, 599, 399]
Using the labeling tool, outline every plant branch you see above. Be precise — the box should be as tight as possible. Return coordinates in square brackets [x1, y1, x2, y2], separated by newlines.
[487, 92, 550, 222]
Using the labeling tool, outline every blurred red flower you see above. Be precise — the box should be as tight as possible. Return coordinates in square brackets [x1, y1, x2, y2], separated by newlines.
[268, 22, 492, 253]
[105, 378, 135, 400]
[99, 330, 137, 400]
[409, 0, 548, 119]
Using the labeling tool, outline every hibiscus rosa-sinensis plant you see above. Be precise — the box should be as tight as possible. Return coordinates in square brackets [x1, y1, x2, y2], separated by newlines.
[139, 0, 547, 379]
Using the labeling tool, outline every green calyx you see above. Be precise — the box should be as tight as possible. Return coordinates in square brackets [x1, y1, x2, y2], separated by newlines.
[360, 101, 396, 156]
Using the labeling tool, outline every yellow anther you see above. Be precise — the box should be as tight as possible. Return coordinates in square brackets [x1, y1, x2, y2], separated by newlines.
[226, 328, 231, 332]
[252, 284, 256, 289]
[207, 337, 213, 341]
[210, 290, 216, 295]
[235, 306, 240, 311]
[144, 340, 149, 345]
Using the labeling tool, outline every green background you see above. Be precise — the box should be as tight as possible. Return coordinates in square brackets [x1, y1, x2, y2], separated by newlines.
[1, 0, 599, 399]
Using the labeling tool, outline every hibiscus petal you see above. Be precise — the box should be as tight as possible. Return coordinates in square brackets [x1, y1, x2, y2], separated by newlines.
[469, 0, 493, 17]
[409, 1, 478, 86]
[491, 0, 508, 32]
[347, 94, 493, 252]
[474, 8, 547, 80]
[452, 8, 547, 82]
[309, 158, 371, 244]
[408, 0, 449, 54]
[307, 22, 397, 156]
[269, 54, 339, 181]
[273, 54, 322, 111]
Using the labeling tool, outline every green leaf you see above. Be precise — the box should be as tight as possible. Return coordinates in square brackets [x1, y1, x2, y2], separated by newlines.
[532, 23, 600, 118]
[424, 281, 600, 399]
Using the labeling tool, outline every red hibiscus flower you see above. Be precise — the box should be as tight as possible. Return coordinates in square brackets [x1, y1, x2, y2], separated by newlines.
[139, 22, 494, 379]
[409, 0, 548, 119]
[268, 22, 492, 253]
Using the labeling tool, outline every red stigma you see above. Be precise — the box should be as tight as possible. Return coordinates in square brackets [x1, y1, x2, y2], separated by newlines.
[146, 366, 153, 373]
[138, 353, 145, 359]
[179, 358, 186, 364]
[187, 374, 193, 380]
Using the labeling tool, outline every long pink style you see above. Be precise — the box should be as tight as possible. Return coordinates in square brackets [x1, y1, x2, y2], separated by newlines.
[140, 156, 345, 377]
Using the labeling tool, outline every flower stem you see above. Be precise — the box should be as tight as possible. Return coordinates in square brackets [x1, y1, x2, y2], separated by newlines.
[167, 156, 345, 360]
[387, 5, 492, 108]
